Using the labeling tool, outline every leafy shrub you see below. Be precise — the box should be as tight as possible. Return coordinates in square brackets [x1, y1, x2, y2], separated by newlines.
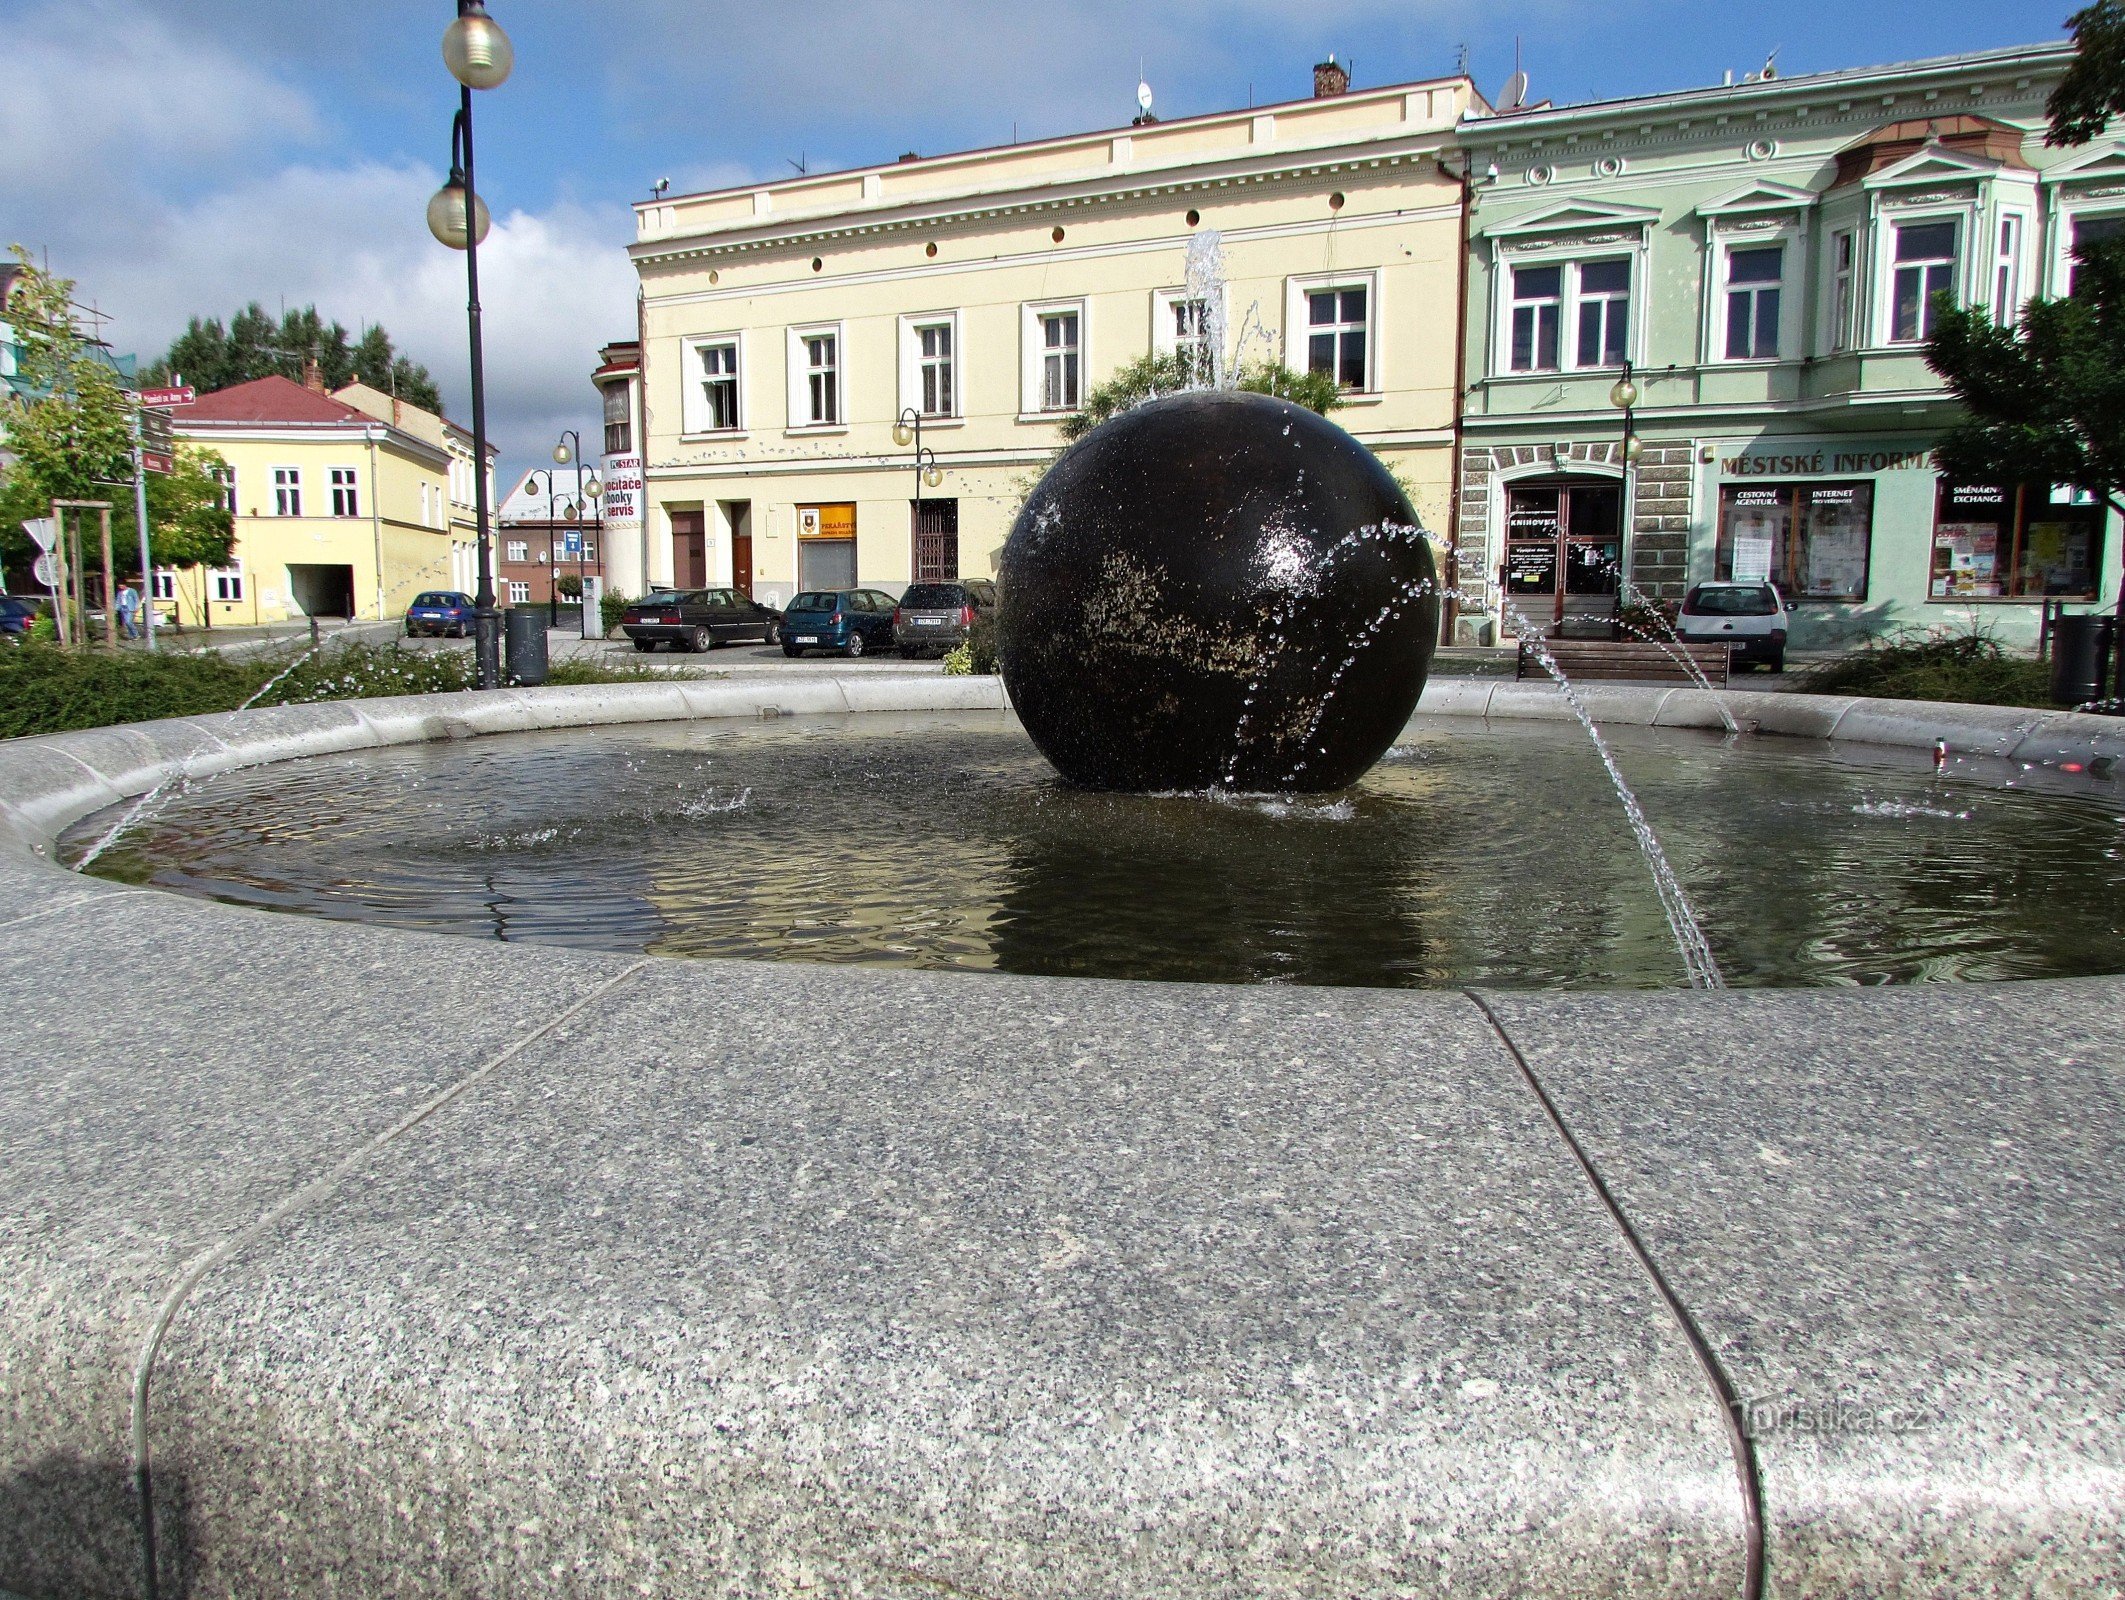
[0, 641, 260, 737]
[1797, 624, 2053, 709]
[258, 643, 476, 705]
[599, 590, 632, 637]
[964, 610, 1000, 674]
[555, 573, 584, 600]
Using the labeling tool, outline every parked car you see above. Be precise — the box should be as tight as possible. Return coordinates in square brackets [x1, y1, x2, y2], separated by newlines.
[620, 588, 783, 651]
[405, 591, 477, 638]
[781, 589, 901, 657]
[892, 579, 998, 658]
[0, 596, 50, 641]
[1677, 581, 1789, 672]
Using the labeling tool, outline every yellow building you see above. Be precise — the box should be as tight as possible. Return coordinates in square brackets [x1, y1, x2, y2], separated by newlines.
[334, 380, 495, 598]
[622, 63, 1476, 604]
[167, 374, 493, 625]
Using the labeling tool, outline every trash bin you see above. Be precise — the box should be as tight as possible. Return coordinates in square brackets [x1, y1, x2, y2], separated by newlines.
[504, 606, 549, 686]
[2050, 613, 2111, 705]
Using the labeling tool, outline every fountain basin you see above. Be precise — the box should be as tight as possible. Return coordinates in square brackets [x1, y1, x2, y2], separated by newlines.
[0, 678, 2119, 1599]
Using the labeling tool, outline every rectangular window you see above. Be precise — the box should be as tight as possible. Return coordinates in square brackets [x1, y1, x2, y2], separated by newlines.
[1508, 265, 1561, 372]
[602, 383, 632, 455]
[1890, 220, 1958, 343]
[329, 466, 357, 518]
[2071, 213, 2125, 293]
[697, 341, 739, 431]
[582, 542, 595, 561]
[508, 581, 531, 605]
[1040, 310, 1080, 410]
[1992, 216, 2023, 328]
[1306, 287, 1369, 389]
[803, 332, 839, 425]
[1716, 481, 1874, 601]
[212, 565, 244, 603]
[150, 569, 176, 601]
[1829, 230, 1857, 352]
[1169, 296, 1211, 380]
[1724, 245, 1784, 360]
[214, 465, 237, 516]
[272, 467, 301, 517]
[1931, 483, 2105, 600]
[917, 321, 954, 416]
[506, 540, 529, 562]
[1573, 257, 1630, 368]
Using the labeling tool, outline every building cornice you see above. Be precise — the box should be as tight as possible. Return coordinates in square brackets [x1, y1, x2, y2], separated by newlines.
[175, 418, 454, 470]
[632, 141, 1454, 267]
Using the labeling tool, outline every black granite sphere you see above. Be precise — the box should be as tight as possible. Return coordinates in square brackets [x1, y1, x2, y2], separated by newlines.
[998, 389, 1438, 792]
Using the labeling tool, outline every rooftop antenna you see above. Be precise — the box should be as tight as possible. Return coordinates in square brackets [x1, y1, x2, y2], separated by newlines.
[786, 152, 808, 176]
[651, 177, 670, 199]
[1760, 47, 1781, 81]
[1135, 62, 1155, 125]
[1496, 36, 1529, 112]
[1455, 42, 1469, 77]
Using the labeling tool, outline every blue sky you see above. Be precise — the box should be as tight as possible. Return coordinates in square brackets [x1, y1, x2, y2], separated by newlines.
[0, 0, 2072, 481]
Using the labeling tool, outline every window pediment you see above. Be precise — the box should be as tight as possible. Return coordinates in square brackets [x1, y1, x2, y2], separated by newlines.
[2044, 145, 2125, 190]
[1696, 179, 1817, 221]
[1859, 145, 2009, 193]
[1480, 198, 1660, 243]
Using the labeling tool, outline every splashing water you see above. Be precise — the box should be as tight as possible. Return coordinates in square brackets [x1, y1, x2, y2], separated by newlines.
[1500, 596, 1726, 990]
[1182, 230, 1232, 390]
[238, 641, 323, 711]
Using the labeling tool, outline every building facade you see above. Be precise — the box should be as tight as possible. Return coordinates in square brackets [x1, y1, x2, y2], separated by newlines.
[624, 69, 1474, 606]
[167, 374, 484, 626]
[333, 380, 494, 598]
[497, 468, 607, 606]
[1454, 43, 2122, 647]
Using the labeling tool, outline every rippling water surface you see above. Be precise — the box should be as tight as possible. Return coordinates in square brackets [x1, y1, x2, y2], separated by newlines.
[65, 710, 2125, 989]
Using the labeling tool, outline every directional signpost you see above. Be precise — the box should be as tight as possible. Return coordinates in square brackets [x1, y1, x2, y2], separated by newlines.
[136, 385, 194, 410]
[138, 407, 175, 475]
[128, 389, 190, 649]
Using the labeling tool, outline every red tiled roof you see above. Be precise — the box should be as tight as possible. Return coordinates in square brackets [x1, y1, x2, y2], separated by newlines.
[177, 374, 374, 425]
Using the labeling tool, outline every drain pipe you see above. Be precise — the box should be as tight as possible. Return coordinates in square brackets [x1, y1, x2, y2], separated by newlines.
[1438, 149, 1477, 645]
[367, 431, 387, 620]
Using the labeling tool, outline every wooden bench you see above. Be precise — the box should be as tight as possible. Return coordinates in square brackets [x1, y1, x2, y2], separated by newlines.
[1516, 637, 1732, 687]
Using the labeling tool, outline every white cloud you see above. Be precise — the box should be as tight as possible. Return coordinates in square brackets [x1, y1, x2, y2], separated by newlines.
[0, 1, 317, 200]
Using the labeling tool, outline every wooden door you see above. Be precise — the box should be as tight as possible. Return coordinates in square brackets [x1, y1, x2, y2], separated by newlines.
[913, 498, 959, 582]
[670, 510, 706, 589]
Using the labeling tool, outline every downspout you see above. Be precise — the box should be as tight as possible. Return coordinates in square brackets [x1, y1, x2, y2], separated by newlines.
[367, 431, 386, 620]
[1438, 148, 1477, 644]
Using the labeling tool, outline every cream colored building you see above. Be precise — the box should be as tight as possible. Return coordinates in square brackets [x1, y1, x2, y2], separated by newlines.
[167, 374, 492, 625]
[624, 66, 1476, 605]
[334, 380, 496, 598]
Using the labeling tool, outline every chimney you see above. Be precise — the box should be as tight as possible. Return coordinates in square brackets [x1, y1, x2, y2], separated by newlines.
[1314, 55, 1349, 98]
[301, 356, 325, 395]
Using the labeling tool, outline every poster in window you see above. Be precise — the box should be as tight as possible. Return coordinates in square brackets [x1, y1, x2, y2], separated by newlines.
[1732, 536, 1774, 583]
[1799, 483, 1871, 600]
[2021, 520, 2095, 595]
[1507, 543, 1558, 594]
[1931, 524, 2000, 597]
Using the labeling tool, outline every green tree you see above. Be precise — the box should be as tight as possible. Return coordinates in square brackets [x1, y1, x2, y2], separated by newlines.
[1, 246, 135, 505]
[1925, 4, 2125, 697]
[1061, 353, 1342, 442]
[140, 304, 443, 413]
[3, 444, 235, 587]
[2049, 1, 2125, 145]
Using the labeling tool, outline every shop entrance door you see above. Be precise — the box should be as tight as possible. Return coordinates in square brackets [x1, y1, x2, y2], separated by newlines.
[912, 498, 959, 582]
[723, 501, 753, 597]
[1502, 477, 1622, 637]
[670, 510, 706, 589]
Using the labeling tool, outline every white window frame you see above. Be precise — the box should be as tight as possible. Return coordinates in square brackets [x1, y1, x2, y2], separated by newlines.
[211, 561, 244, 603]
[1824, 226, 1861, 355]
[1487, 249, 1639, 378]
[1876, 210, 1966, 346]
[898, 311, 962, 422]
[505, 539, 529, 562]
[1021, 298, 1088, 416]
[1152, 285, 1228, 381]
[508, 580, 531, 605]
[150, 569, 176, 602]
[786, 322, 845, 431]
[1990, 210, 2032, 327]
[2050, 201, 2125, 298]
[1285, 270, 1382, 394]
[213, 465, 237, 516]
[682, 333, 746, 436]
[271, 467, 302, 517]
[1706, 222, 1804, 365]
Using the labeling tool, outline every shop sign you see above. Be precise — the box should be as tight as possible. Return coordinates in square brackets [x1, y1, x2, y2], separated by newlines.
[1721, 446, 1932, 477]
[798, 503, 856, 540]
[599, 454, 642, 525]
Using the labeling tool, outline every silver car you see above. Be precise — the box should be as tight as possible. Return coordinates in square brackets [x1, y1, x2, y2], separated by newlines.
[1677, 581, 1789, 672]
[892, 579, 997, 658]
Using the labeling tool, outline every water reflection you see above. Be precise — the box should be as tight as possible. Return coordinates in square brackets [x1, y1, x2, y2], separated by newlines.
[64, 712, 2125, 991]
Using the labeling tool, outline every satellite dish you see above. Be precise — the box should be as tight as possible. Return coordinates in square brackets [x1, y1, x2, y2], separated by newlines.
[1137, 79, 1154, 113]
[1498, 70, 1530, 112]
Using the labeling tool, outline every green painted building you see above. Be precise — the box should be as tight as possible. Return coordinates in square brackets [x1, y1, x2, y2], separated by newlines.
[1450, 42, 2123, 650]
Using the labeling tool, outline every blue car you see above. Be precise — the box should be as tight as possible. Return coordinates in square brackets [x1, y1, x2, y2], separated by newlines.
[780, 589, 900, 658]
[405, 590, 476, 638]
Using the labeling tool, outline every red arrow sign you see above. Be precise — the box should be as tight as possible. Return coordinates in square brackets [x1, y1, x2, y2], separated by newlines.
[137, 385, 195, 408]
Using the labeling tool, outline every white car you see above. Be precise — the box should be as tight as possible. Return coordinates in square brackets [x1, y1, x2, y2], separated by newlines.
[1677, 582, 1789, 672]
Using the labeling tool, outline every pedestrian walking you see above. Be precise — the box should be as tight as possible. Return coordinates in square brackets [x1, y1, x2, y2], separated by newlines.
[116, 583, 142, 640]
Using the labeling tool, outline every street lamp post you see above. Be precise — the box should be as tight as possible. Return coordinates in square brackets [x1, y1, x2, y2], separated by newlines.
[892, 407, 946, 577]
[554, 431, 603, 625]
[428, 0, 513, 689]
[1608, 361, 1644, 639]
